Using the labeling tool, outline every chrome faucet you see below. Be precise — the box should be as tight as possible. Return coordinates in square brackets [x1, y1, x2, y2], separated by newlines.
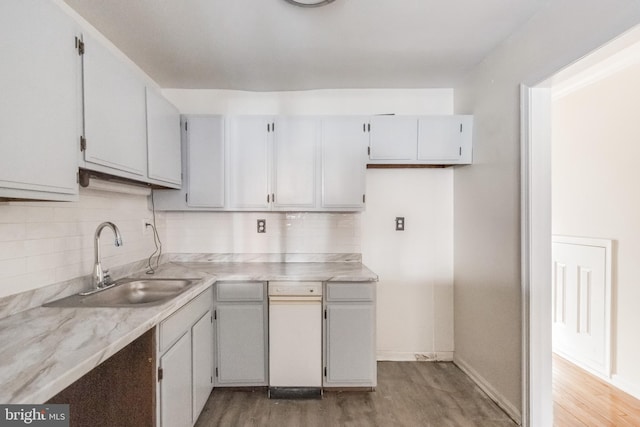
[92, 221, 123, 290]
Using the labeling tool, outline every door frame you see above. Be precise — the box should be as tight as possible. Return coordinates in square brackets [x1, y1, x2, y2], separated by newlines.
[520, 84, 553, 427]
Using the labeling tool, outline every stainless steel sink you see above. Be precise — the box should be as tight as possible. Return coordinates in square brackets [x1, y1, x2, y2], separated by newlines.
[43, 277, 200, 308]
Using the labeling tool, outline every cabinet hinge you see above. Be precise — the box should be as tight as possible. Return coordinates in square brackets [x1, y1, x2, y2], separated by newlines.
[158, 367, 163, 381]
[215, 367, 219, 377]
[75, 37, 84, 56]
[80, 136, 86, 152]
[324, 367, 327, 377]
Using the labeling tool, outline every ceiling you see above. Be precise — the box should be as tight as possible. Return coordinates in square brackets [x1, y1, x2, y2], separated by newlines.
[63, 0, 550, 91]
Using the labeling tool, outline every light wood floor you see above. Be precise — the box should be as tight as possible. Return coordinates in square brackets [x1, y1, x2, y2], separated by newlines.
[195, 362, 516, 427]
[553, 354, 640, 426]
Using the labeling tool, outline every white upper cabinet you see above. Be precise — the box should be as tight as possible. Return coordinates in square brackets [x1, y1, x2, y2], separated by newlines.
[188, 116, 225, 208]
[226, 116, 272, 210]
[0, 0, 79, 201]
[366, 115, 473, 165]
[153, 115, 225, 210]
[368, 116, 418, 161]
[146, 87, 181, 188]
[82, 32, 148, 179]
[321, 117, 368, 210]
[417, 115, 473, 164]
[272, 117, 320, 210]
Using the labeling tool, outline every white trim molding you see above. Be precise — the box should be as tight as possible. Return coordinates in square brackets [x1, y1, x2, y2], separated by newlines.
[520, 85, 553, 427]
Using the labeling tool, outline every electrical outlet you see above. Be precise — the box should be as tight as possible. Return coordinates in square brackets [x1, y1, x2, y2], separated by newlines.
[257, 219, 266, 233]
[142, 219, 153, 236]
[395, 217, 405, 231]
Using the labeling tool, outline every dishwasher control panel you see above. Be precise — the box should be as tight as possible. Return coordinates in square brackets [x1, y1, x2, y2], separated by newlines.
[268, 281, 322, 296]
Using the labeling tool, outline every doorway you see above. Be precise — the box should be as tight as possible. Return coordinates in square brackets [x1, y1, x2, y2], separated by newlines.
[523, 25, 640, 427]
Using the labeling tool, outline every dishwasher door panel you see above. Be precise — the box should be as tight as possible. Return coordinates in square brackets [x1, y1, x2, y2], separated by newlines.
[268, 299, 322, 387]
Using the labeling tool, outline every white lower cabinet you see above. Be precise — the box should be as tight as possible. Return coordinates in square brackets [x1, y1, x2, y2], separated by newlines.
[192, 310, 215, 419]
[324, 282, 377, 387]
[159, 332, 192, 427]
[158, 288, 213, 427]
[213, 281, 268, 386]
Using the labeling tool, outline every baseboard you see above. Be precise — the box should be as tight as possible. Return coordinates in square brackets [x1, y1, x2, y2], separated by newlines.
[377, 351, 454, 362]
[611, 374, 640, 401]
[453, 356, 522, 425]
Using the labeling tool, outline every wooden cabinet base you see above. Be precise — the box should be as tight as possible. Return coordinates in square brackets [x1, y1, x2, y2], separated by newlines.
[47, 329, 156, 427]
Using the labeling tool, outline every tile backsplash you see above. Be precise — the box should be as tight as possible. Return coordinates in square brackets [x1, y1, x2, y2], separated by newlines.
[162, 211, 361, 255]
[0, 187, 159, 298]
[0, 187, 362, 299]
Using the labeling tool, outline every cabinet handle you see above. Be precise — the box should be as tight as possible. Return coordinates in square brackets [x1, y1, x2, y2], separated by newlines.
[368, 123, 371, 132]
[272, 193, 275, 203]
[267, 194, 270, 203]
[363, 123, 366, 132]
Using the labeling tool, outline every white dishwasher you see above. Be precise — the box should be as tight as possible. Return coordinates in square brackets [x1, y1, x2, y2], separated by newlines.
[268, 281, 322, 398]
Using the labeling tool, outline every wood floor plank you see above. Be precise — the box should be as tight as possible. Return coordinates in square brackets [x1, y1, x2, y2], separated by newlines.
[553, 354, 640, 427]
[195, 362, 517, 427]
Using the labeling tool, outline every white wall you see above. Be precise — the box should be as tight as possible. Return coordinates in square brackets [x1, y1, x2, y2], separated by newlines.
[362, 169, 453, 361]
[453, 0, 640, 422]
[0, 187, 158, 299]
[552, 62, 640, 397]
[162, 88, 455, 358]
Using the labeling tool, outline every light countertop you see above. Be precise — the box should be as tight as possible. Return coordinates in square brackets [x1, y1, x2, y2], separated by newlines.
[0, 261, 377, 404]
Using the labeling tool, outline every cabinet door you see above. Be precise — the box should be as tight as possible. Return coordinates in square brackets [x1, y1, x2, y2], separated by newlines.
[325, 303, 376, 386]
[368, 116, 418, 161]
[83, 32, 147, 178]
[216, 303, 267, 385]
[227, 116, 271, 209]
[0, 0, 79, 201]
[273, 117, 319, 209]
[418, 115, 472, 163]
[321, 118, 368, 210]
[192, 310, 214, 422]
[160, 332, 192, 427]
[188, 116, 225, 208]
[146, 87, 181, 187]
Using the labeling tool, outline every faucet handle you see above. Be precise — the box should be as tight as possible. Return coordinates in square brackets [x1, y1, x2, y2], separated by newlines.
[102, 270, 112, 285]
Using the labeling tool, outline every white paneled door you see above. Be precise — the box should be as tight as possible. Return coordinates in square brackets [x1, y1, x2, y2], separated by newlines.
[552, 236, 612, 377]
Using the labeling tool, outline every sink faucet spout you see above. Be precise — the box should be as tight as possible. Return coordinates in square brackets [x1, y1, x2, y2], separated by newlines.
[93, 221, 123, 289]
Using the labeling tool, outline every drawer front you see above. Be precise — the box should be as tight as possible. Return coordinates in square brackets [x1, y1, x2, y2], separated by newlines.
[159, 287, 213, 354]
[216, 281, 265, 302]
[325, 282, 375, 302]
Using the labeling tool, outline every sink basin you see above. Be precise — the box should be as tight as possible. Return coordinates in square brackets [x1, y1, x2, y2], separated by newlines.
[44, 277, 200, 308]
